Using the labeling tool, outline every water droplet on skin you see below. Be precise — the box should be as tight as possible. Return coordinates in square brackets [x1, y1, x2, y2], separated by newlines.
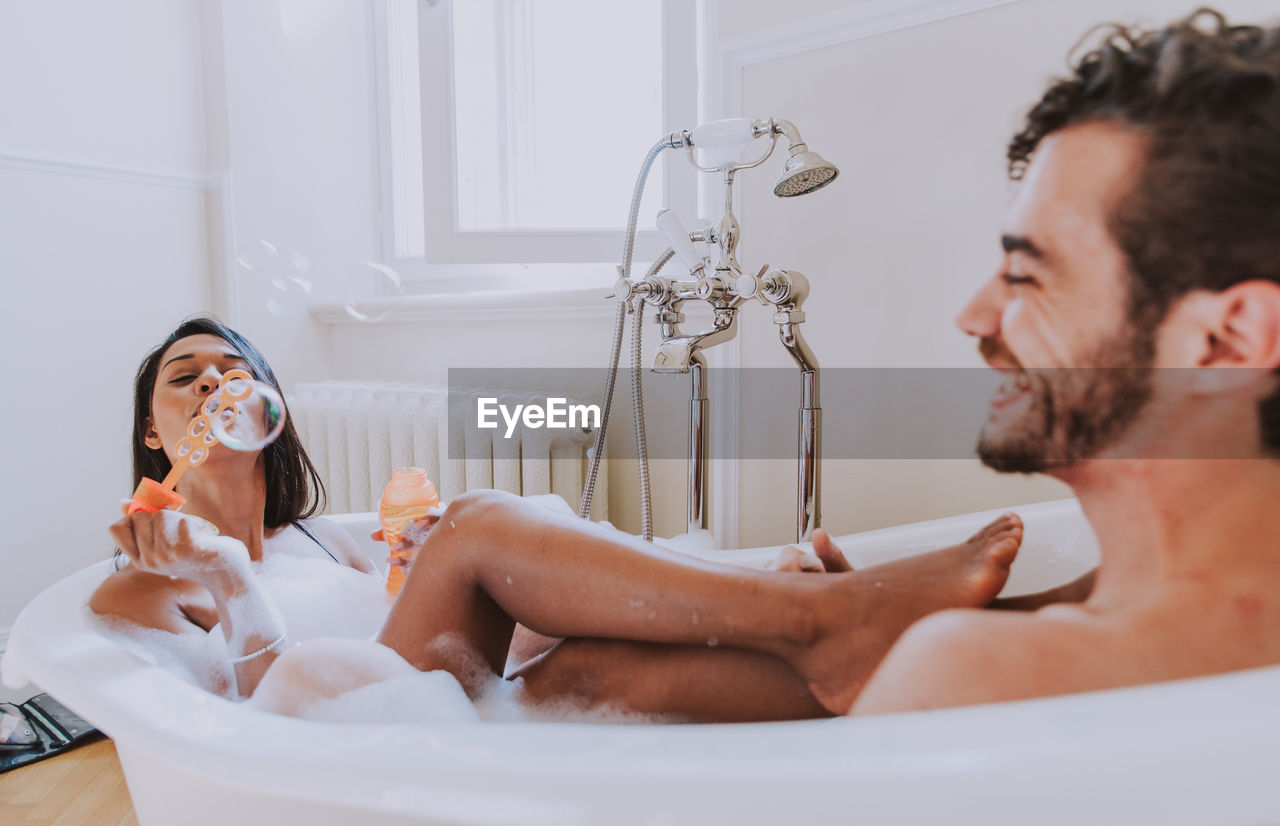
[450, 520, 456, 529]
[691, 611, 700, 625]
[647, 611, 656, 620]
[875, 581, 883, 588]
[628, 599, 645, 609]
[707, 637, 719, 647]
[506, 576, 513, 586]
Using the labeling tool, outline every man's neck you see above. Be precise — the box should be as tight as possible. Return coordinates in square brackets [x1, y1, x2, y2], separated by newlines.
[1061, 459, 1280, 608]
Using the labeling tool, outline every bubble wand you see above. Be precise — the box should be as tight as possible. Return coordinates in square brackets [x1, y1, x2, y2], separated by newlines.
[127, 370, 255, 515]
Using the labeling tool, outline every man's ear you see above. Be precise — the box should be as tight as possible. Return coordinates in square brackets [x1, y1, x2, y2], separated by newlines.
[1166, 281, 1280, 370]
[143, 418, 163, 450]
[1199, 281, 1280, 369]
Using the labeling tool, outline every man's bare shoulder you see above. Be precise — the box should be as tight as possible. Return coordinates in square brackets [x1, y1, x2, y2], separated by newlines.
[851, 604, 1102, 715]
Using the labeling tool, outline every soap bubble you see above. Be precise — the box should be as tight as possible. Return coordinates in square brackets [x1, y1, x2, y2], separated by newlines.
[237, 240, 314, 316]
[344, 262, 405, 323]
[206, 379, 288, 451]
[236, 239, 280, 274]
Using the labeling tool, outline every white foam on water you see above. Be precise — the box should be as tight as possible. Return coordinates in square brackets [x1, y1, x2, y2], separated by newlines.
[653, 529, 717, 555]
[89, 607, 236, 699]
[304, 671, 479, 724]
[250, 637, 478, 724]
[252, 554, 391, 642]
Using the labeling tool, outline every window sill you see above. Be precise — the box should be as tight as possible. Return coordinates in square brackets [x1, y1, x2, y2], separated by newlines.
[310, 286, 620, 325]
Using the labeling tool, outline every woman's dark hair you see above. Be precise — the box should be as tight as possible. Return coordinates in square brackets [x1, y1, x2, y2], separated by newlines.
[1007, 8, 1280, 448]
[131, 316, 326, 528]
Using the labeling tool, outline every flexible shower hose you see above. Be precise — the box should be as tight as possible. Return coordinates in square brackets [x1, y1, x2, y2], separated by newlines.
[579, 134, 684, 532]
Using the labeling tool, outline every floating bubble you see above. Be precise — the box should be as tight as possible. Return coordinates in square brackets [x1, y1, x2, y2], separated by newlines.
[209, 380, 288, 451]
[235, 239, 280, 274]
[344, 262, 405, 323]
[286, 252, 311, 279]
[237, 240, 314, 316]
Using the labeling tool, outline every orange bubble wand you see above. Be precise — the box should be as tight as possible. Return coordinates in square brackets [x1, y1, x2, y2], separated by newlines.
[127, 370, 254, 515]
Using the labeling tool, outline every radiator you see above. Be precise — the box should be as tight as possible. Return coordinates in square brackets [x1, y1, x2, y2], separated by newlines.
[289, 381, 607, 520]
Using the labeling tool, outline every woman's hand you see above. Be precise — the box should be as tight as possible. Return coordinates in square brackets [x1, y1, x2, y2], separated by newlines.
[110, 509, 252, 595]
[370, 508, 444, 573]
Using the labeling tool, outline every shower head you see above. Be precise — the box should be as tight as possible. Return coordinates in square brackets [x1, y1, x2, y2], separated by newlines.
[773, 145, 839, 197]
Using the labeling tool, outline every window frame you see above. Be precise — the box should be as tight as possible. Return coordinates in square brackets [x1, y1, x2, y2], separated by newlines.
[371, 0, 699, 289]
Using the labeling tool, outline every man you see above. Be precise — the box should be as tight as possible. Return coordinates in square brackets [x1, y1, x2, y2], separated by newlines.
[853, 8, 1280, 713]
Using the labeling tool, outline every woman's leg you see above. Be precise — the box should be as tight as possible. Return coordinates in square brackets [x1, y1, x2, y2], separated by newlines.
[513, 638, 832, 722]
[377, 490, 1023, 713]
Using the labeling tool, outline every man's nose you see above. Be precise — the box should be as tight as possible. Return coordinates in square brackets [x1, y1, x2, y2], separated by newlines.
[954, 275, 1007, 339]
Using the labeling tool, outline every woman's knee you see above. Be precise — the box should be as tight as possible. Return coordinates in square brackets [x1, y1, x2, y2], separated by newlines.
[445, 489, 518, 520]
[439, 489, 525, 541]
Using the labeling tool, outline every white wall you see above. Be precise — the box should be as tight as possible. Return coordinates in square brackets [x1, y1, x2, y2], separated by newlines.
[208, 0, 384, 386]
[0, 0, 213, 632]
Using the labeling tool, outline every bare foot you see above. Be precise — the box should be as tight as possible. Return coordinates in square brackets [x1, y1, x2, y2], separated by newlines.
[790, 513, 1023, 714]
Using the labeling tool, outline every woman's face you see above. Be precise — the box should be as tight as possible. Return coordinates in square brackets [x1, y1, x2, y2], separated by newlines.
[145, 334, 257, 464]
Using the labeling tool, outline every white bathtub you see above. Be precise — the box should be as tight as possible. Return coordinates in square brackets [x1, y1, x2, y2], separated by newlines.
[4, 498, 1279, 826]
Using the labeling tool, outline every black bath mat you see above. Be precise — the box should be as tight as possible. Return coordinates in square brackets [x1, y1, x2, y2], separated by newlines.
[0, 694, 102, 775]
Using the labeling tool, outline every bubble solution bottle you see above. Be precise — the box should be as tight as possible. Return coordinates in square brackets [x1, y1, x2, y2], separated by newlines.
[379, 467, 439, 596]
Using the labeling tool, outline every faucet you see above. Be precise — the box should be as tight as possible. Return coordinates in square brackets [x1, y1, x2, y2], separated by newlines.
[585, 117, 837, 544]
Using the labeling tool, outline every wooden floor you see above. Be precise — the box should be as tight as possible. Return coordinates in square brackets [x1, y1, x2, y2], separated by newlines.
[0, 737, 138, 826]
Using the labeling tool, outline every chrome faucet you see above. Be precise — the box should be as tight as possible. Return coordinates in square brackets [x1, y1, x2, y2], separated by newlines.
[584, 118, 838, 544]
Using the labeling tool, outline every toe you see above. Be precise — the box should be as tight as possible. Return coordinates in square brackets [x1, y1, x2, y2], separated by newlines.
[813, 530, 854, 573]
[969, 513, 1015, 543]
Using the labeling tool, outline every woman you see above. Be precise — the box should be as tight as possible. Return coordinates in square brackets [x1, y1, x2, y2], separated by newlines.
[92, 317, 1027, 721]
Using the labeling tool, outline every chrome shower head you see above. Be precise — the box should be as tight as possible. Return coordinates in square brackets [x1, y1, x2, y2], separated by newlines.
[773, 146, 839, 197]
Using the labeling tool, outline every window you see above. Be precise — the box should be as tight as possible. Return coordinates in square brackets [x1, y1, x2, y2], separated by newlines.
[375, 0, 697, 288]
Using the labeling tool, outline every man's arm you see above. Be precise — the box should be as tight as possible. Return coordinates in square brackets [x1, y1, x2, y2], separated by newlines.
[851, 608, 1082, 715]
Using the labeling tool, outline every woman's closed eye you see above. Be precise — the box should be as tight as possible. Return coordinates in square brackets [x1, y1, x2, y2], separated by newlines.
[1001, 273, 1039, 287]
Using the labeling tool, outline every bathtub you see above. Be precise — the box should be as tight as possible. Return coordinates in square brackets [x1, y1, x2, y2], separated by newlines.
[4, 498, 1279, 826]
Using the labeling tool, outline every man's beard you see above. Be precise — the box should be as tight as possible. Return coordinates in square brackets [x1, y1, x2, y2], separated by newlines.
[977, 325, 1157, 473]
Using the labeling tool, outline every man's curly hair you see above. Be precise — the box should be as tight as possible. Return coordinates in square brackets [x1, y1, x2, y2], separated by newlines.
[1008, 8, 1280, 448]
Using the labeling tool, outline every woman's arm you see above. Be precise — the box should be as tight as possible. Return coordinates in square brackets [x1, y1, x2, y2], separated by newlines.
[105, 510, 289, 698]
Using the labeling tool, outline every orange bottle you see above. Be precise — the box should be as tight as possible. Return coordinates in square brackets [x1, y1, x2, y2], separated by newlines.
[379, 467, 439, 596]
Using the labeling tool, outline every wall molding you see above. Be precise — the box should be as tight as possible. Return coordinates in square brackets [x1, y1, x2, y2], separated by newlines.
[717, 0, 1026, 115]
[705, 0, 1024, 549]
[311, 287, 619, 325]
[0, 148, 215, 191]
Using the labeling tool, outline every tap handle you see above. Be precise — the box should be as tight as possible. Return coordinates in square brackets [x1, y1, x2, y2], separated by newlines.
[735, 264, 770, 303]
[656, 210, 705, 276]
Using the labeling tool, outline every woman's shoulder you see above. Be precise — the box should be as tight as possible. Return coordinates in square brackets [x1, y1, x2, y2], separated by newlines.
[297, 516, 377, 575]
